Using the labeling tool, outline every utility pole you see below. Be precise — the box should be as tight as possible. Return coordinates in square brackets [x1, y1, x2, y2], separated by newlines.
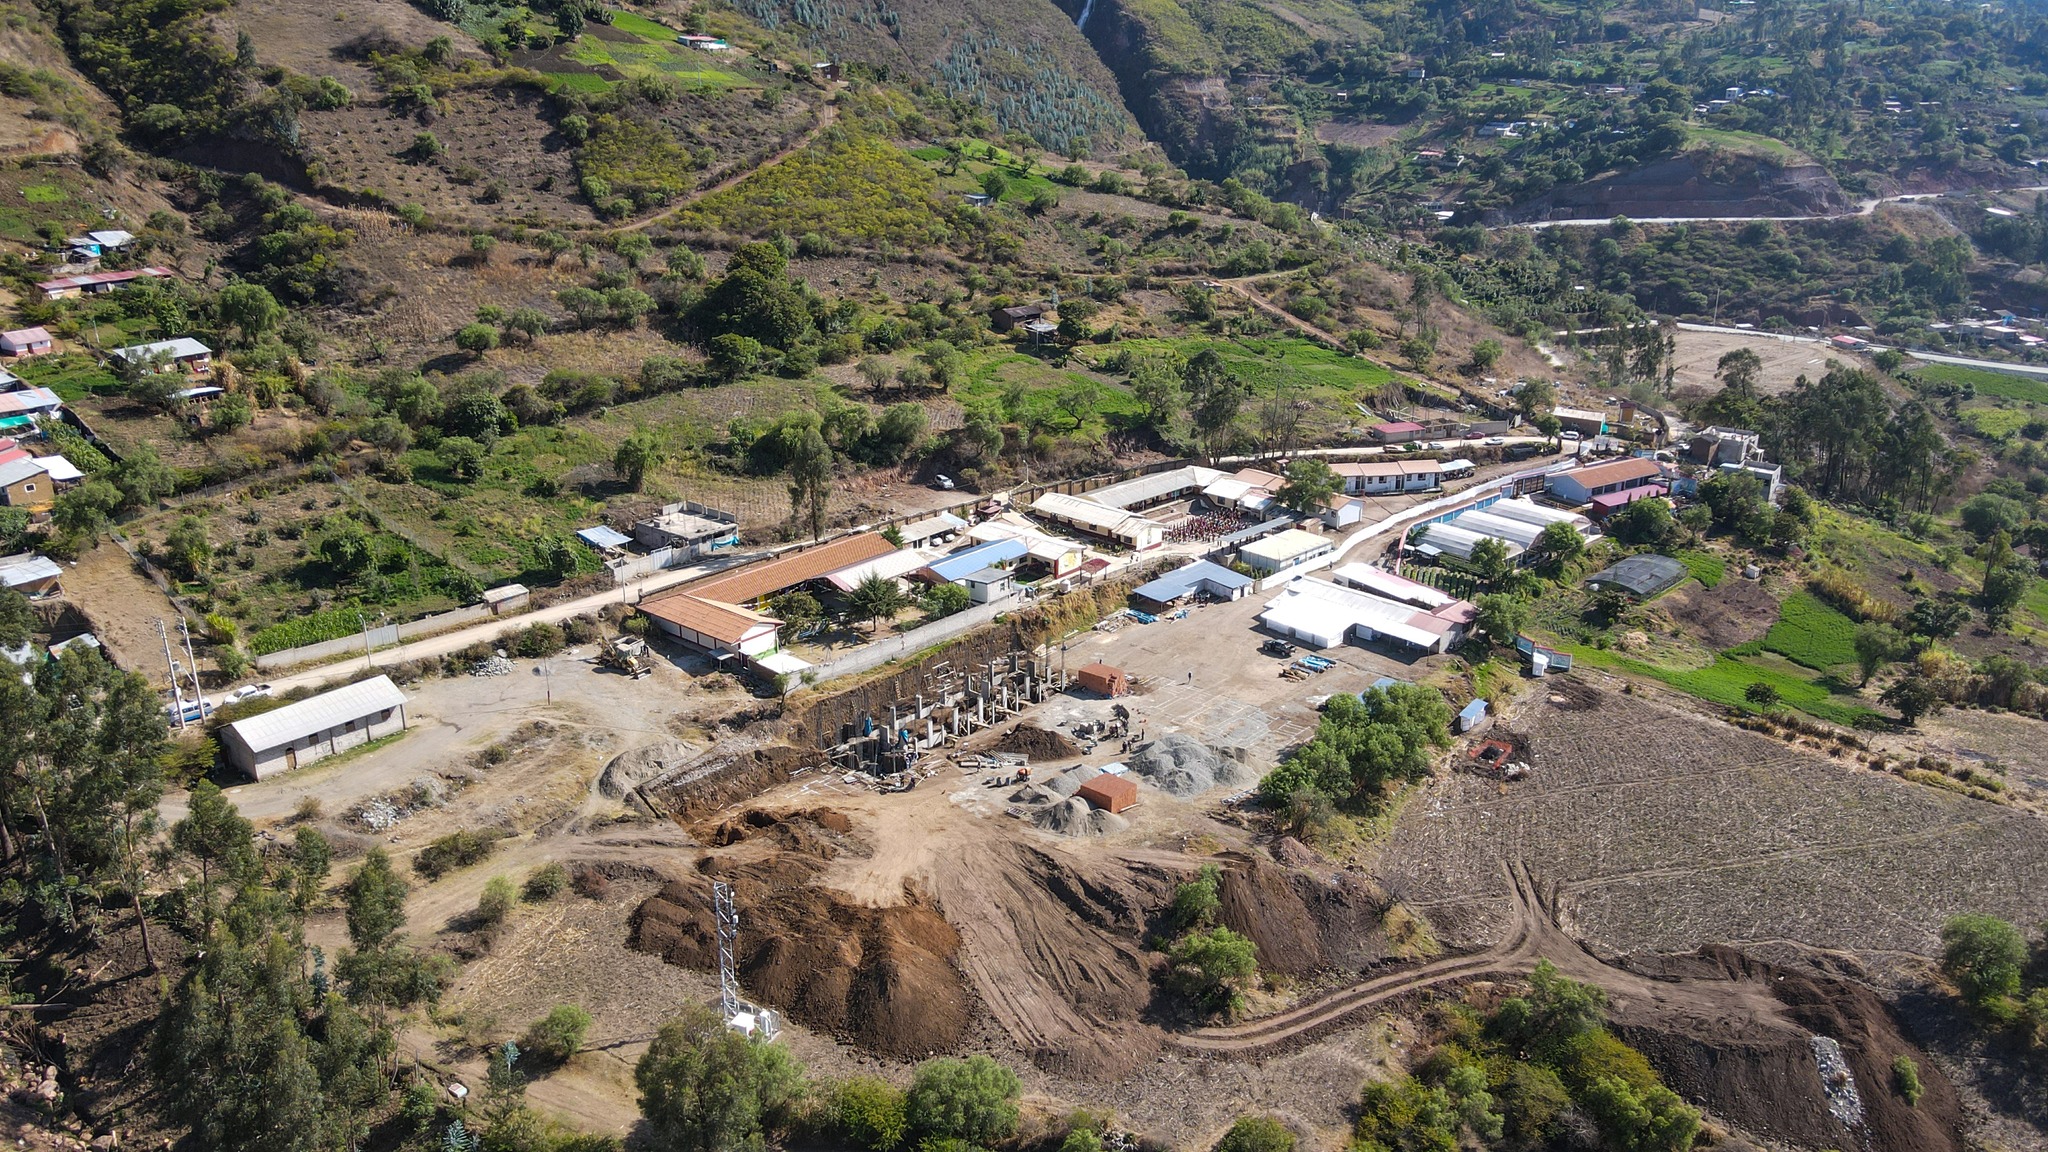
[177, 616, 205, 717]
[157, 620, 186, 730]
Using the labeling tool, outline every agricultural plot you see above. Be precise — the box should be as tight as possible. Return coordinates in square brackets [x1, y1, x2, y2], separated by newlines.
[1750, 591, 1859, 672]
[1907, 362, 2048, 406]
[1380, 684, 2048, 978]
[555, 20, 752, 90]
[1090, 335, 1419, 418]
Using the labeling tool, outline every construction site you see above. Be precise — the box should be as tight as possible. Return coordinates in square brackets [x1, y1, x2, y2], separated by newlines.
[81, 447, 2040, 1152]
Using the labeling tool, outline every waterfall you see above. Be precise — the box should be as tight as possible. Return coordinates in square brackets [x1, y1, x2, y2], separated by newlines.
[1075, 0, 1095, 30]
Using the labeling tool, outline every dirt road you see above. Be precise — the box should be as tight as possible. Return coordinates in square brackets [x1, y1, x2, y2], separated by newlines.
[615, 96, 841, 234]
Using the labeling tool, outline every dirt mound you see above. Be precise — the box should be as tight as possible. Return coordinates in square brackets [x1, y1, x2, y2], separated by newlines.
[1616, 946, 1965, 1152]
[708, 807, 856, 852]
[1130, 733, 1259, 797]
[597, 740, 694, 800]
[1032, 797, 1128, 837]
[991, 725, 1082, 761]
[1658, 575, 1779, 650]
[630, 853, 968, 1058]
[933, 840, 1181, 1077]
[1217, 856, 1394, 977]
[639, 744, 825, 823]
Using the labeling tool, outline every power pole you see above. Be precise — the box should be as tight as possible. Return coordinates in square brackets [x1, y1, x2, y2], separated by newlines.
[177, 615, 205, 716]
[157, 620, 185, 730]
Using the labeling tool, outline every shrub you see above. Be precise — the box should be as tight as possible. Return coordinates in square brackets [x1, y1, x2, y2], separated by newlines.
[1891, 1054, 1922, 1106]
[905, 1055, 1020, 1146]
[1215, 1115, 1294, 1152]
[831, 1076, 909, 1151]
[476, 875, 515, 925]
[512, 622, 565, 658]
[523, 862, 569, 902]
[523, 1004, 593, 1067]
[414, 829, 498, 879]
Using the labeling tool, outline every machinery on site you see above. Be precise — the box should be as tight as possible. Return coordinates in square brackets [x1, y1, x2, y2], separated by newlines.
[598, 634, 653, 679]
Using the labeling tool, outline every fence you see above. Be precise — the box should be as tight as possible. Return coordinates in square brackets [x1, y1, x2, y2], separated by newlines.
[790, 593, 1020, 691]
[254, 603, 493, 670]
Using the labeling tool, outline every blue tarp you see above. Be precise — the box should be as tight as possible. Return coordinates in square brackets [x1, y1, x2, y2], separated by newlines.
[1131, 559, 1254, 605]
[921, 538, 1029, 583]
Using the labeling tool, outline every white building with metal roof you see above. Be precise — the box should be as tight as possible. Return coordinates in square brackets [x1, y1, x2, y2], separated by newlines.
[220, 675, 409, 779]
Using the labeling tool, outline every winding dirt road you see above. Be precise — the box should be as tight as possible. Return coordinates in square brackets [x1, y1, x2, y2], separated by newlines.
[1173, 859, 1798, 1054]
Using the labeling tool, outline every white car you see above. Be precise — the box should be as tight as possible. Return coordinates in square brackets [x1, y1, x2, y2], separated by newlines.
[224, 683, 274, 704]
[1484, 436, 1506, 446]
[1559, 429, 1582, 441]
[933, 475, 956, 490]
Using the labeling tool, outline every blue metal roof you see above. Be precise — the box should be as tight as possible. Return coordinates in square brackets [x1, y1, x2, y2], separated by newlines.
[1458, 698, 1489, 722]
[922, 538, 1029, 583]
[1132, 559, 1254, 604]
[577, 525, 633, 550]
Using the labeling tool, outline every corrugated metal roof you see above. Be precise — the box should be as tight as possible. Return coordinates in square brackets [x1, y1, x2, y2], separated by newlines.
[112, 337, 210, 362]
[1241, 529, 1332, 565]
[1084, 466, 1225, 510]
[921, 538, 1029, 582]
[896, 511, 968, 541]
[1132, 559, 1253, 603]
[1030, 491, 1136, 531]
[1331, 563, 1457, 608]
[576, 525, 633, 550]
[225, 675, 408, 753]
[0, 553, 61, 587]
[823, 548, 928, 592]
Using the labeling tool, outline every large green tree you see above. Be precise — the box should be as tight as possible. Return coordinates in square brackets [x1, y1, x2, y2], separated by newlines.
[785, 428, 833, 542]
[1275, 458, 1341, 516]
[635, 1004, 807, 1152]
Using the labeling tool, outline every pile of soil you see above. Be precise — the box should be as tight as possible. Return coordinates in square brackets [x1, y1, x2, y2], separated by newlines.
[639, 744, 825, 824]
[708, 806, 856, 852]
[630, 850, 968, 1058]
[991, 725, 1082, 762]
[597, 739, 693, 800]
[1032, 796, 1129, 837]
[1617, 946, 1965, 1152]
[1129, 734, 1259, 797]
[1216, 855, 1394, 977]
[1658, 574, 1780, 650]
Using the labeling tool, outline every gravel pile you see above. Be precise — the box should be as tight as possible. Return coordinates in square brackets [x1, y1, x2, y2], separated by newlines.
[1032, 796, 1129, 837]
[471, 656, 513, 677]
[1129, 733, 1258, 798]
[1810, 1035, 1865, 1129]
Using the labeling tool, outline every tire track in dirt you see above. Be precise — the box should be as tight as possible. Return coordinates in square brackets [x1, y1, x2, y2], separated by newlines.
[1172, 860, 1554, 1053]
[613, 97, 841, 234]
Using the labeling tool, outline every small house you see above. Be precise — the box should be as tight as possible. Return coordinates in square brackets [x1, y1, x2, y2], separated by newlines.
[963, 193, 994, 207]
[219, 674, 409, 779]
[1456, 697, 1489, 734]
[0, 454, 82, 510]
[991, 303, 1048, 332]
[482, 583, 530, 615]
[1239, 528, 1335, 576]
[0, 552, 62, 597]
[812, 61, 840, 81]
[639, 593, 782, 658]
[35, 266, 172, 300]
[632, 501, 741, 555]
[1073, 663, 1128, 697]
[112, 337, 212, 375]
[0, 327, 53, 357]
[1367, 420, 1427, 444]
[960, 566, 1013, 604]
[1550, 406, 1608, 437]
[1076, 774, 1137, 814]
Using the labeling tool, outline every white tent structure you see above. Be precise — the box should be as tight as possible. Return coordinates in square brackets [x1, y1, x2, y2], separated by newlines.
[1410, 523, 1525, 564]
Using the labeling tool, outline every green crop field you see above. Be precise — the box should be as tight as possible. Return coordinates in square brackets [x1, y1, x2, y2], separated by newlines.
[956, 352, 1143, 439]
[543, 71, 612, 94]
[1674, 550, 1725, 589]
[1568, 644, 1875, 726]
[21, 183, 66, 204]
[1908, 361, 2048, 406]
[1961, 406, 2034, 439]
[1752, 591, 1859, 671]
